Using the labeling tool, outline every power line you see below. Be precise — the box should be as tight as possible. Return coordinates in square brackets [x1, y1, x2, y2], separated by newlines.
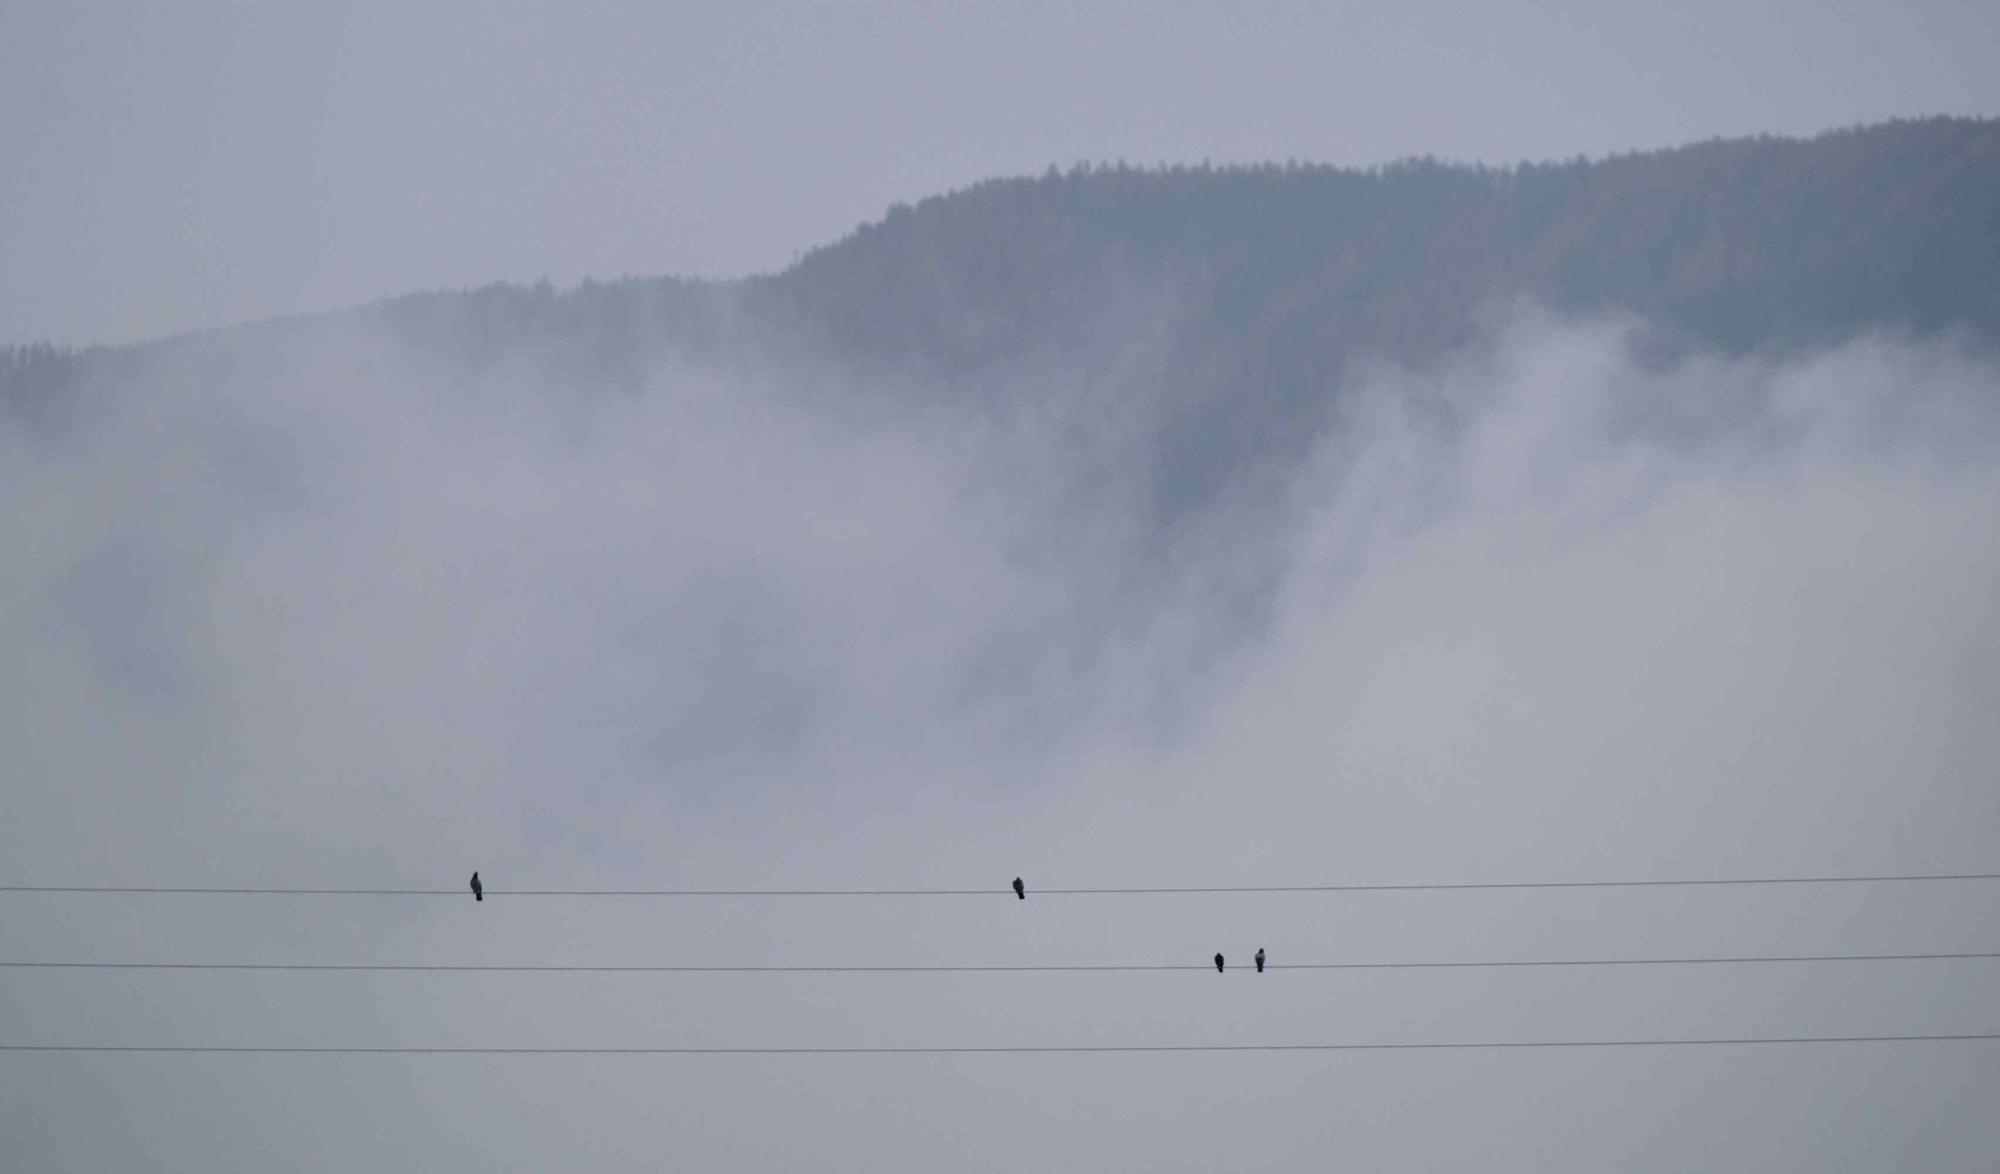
[6, 1034, 1999, 1055]
[5, 950, 1999, 974]
[4, 872, 1998, 897]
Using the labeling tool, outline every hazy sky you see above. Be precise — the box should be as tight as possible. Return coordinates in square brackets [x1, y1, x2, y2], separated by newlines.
[5, 5, 2000, 1170]
[4, 0, 1998, 346]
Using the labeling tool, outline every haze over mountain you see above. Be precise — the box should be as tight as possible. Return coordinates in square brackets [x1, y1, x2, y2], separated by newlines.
[5, 118, 2000, 1171]
[10, 118, 1995, 504]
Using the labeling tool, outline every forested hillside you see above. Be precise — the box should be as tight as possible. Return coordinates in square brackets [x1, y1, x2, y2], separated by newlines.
[7, 117, 1996, 513]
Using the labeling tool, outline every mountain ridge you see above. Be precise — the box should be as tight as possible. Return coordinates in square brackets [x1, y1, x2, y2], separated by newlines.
[7, 116, 1996, 472]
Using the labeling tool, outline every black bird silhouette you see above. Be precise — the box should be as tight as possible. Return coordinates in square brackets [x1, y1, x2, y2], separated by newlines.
[1214, 953, 1225, 973]
[470, 872, 483, 902]
[1012, 877, 1025, 900]
[1255, 947, 1265, 973]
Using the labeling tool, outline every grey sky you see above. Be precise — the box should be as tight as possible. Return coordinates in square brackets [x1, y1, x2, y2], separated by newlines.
[4, 0, 1998, 347]
[6, 5, 2000, 1169]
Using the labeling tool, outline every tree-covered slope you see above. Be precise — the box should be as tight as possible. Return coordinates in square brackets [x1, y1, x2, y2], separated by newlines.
[8, 117, 1996, 491]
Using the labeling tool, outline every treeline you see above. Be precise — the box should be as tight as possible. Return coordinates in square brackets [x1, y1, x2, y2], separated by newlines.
[760, 116, 1997, 371]
[8, 117, 1996, 486]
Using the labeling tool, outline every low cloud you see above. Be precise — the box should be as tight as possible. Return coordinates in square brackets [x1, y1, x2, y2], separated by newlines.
[4, 307, 1998, 1170]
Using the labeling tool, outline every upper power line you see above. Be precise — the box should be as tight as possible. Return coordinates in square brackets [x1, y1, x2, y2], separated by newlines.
[4, 871, 1998, 897]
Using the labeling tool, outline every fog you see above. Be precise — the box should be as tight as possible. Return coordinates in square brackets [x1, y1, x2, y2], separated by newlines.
[4, 306, 1998, 1169]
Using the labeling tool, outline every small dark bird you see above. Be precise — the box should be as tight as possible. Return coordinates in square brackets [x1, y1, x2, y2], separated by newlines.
[1214, 952, 1225, 973]
[470, 872, 483, 902]
[1013, 877, 1025, 900]
[1255, 947, 1265, 973]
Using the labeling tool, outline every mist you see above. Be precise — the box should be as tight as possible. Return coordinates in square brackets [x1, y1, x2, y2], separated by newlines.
[4, 292, 1998, 1168]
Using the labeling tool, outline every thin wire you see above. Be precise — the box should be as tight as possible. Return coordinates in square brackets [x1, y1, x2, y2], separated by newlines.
[6, 1035, 1999, 1055]
[5, 951, 1999, 973]
[4, 872, 1999, 897]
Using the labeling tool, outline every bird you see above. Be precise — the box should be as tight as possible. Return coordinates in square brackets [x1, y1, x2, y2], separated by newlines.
[1012, 877, 1025, 900]
[470, 872, 483, 902]
[1255, 947, 1265, 973]
[1214, 953, 1225, 973]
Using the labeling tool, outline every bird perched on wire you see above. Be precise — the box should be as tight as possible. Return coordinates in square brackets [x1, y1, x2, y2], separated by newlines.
[470, 872, 483, 902]
[1214, 953, 1225, 973]
[1012, 877, 1025, 900]
[1255, 947, 1265, 973]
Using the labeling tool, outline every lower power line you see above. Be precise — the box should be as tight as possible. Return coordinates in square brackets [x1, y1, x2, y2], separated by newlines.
[6, 1035, 2000, 1055]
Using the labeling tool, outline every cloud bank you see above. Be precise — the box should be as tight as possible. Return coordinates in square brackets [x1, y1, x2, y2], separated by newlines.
[4, 307, 1998, 1170]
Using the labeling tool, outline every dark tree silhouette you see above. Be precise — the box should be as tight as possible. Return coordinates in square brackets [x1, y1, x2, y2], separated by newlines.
[9, 120, 1993, 534]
